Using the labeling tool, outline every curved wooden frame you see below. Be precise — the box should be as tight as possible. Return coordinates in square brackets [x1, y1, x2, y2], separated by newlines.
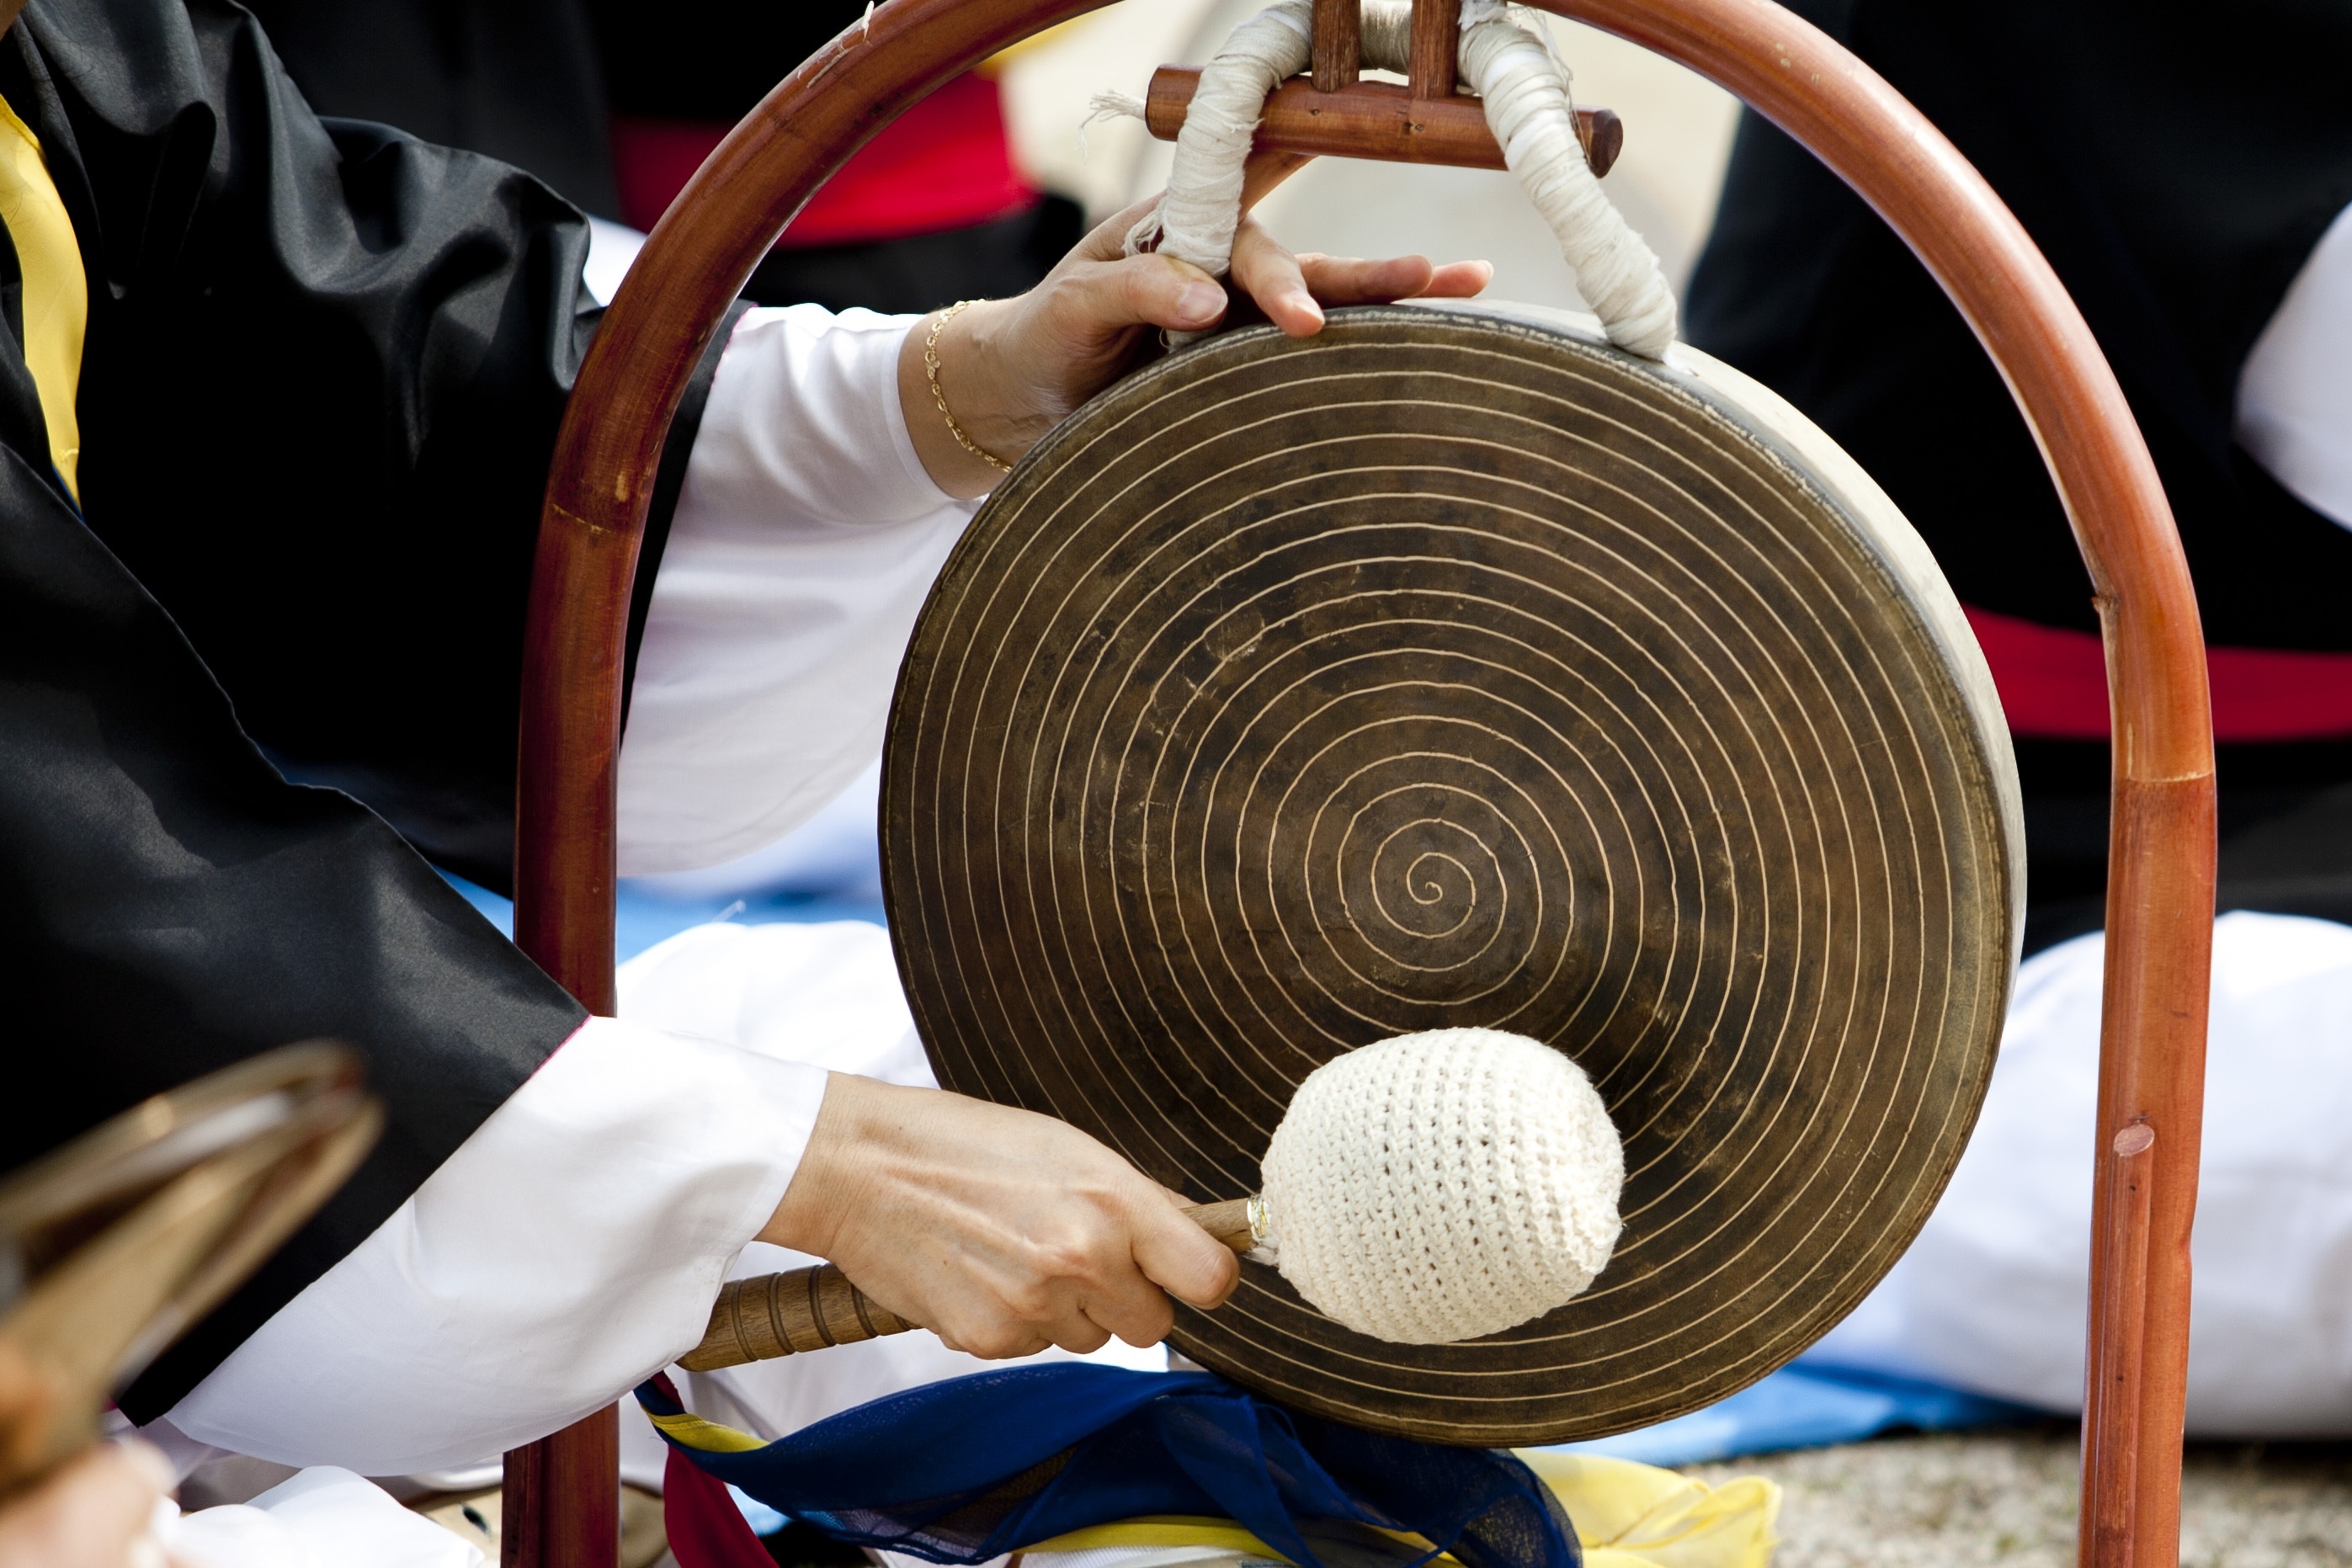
[512, 3, 2216, 1565]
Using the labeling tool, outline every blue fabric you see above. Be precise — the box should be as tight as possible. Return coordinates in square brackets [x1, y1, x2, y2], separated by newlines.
[438, 871, 885, 961]
[638, 1366, 1579, 1568]
[1542, 1363, 2040, 1468]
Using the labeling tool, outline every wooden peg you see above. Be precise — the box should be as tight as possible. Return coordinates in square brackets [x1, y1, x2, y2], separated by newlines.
[1241, 148, 1316, 215]
[1407, 0, 1461, 101]
[1145, 67, 1622, 179]
[1311, 0, 1360, 94]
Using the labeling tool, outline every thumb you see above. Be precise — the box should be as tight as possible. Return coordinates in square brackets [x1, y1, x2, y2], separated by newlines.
[1057, 253, 1229, 339]
[1132, 1193, 1242, 1310]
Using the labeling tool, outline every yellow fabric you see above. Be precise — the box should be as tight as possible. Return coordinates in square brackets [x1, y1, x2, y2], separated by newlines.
[1026, 1519, 1282, 1556]
[1515, 1453, 1780, 1568]
[0, 92, 85, 501]
[1020, 1455, 1780, 1568]
[1024, 1518, 1444, 1561]
[645, 1410, 770, 1454]
[978, 15, 1091, 71]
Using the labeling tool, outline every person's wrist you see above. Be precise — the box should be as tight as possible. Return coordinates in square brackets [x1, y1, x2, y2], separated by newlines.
[897, 298, 1046, 499]
[758, 1070, 878, 1257]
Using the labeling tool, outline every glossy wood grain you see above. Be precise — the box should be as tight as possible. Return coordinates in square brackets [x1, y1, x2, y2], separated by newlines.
[516, 0, 2211, 1560]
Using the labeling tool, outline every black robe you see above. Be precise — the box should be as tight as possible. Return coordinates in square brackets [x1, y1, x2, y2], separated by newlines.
[0, 0, 722, 1418]
[1684, 0, 2352, 952]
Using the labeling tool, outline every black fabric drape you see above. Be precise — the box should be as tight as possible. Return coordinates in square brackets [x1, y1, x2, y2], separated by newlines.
[242, 0, 618, 217]
[0, 0, 726, 1414]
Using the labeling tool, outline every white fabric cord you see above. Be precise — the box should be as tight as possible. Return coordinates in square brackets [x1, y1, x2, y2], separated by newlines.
[1258, 1028, 1623, 1344]
[1451, 2, 1675, 356]
[1113, 0, 1675, 358]
[1120, 0, 1315, 279]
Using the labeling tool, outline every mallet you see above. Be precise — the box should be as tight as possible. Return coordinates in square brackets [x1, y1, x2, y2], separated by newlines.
[679, 1027, 1622, 1370]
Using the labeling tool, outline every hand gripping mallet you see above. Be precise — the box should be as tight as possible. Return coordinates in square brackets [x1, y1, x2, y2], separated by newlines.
[681, 1027, 1623, 1369]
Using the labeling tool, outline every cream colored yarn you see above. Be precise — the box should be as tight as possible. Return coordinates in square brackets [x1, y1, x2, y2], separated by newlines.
[1258, 1027, 1623, 1344]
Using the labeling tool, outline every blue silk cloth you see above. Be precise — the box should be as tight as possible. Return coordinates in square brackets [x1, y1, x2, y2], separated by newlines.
[636, 1365, 1581, 1568]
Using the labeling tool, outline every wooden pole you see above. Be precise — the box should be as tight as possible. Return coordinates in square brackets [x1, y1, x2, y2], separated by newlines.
[515, 0, 2211, 1562]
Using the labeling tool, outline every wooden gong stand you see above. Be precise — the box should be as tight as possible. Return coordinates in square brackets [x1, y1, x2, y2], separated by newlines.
[509, 0, 2217, 1563]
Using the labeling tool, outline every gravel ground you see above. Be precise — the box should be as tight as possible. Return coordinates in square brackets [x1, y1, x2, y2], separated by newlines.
[1686, 1427, 2352, 1567]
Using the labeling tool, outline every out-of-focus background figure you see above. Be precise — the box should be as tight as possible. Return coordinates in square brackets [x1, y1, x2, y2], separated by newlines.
[247, 0, 1087, 311]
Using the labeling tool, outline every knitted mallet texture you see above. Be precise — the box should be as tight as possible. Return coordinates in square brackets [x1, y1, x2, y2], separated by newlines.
[1258, 1028, 1622, 1344]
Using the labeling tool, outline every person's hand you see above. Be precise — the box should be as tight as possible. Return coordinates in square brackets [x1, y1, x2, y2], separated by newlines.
[898, 196, 1493, 497]
[760, 1074, 1239, 1358]
[0, 1442, 176, 1568]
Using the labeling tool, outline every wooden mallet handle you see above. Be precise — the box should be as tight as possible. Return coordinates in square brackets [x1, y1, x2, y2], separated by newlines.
[678, 1199, 1260, 1373]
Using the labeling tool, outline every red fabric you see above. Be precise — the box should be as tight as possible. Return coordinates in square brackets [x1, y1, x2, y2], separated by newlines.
[1963, 604, 2352, 741]
[611, 73, 1036, 243]
[652, 1375, 778, 1568]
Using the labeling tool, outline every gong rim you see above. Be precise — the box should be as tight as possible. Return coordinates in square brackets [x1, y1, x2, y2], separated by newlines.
[883, 303, 2019, 1444]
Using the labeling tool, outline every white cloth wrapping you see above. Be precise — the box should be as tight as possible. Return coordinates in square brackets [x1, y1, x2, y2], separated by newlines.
[1801, 911, 2352, 1435]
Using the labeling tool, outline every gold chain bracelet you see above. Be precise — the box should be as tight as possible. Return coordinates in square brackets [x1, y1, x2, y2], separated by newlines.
[924, 300, 1011, 473]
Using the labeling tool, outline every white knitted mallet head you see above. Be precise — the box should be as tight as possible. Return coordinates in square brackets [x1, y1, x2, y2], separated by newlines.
[1256, 1027, 1623, 1344]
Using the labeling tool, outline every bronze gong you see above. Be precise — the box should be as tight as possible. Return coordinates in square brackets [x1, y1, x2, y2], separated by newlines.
[883, 300, 2021, 1446]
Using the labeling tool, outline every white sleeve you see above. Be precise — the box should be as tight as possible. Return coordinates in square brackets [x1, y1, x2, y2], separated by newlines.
[615, 304, 982, 877]
[159, 1017, 828, 1476]
[2237, 199, 2352, 531]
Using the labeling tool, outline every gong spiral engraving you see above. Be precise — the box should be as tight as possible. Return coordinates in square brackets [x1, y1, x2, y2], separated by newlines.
[883, 305, 2017, 1444]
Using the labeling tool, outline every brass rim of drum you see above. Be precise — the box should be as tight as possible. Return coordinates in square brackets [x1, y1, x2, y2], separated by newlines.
[883, 303, 2020, 1445]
